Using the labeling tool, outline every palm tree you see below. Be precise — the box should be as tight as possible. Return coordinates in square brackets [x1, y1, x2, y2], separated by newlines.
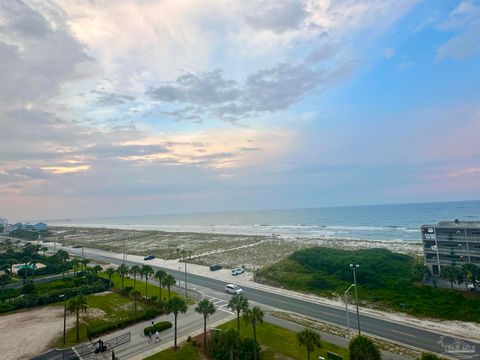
[163, 274, 176, 300]
[155, 269, 167, 303]
[195, 299, 216, 352]
[441, 266, 459, 288]
[22, 256, 31, 283]
[130, 265, 140, 290]
[462, 263, 478, 289]
[412, 263, 431, 286]
[243, 306, 264, 360]
[71, 259, 79, 277]
[130, 290, 142, 319]
[106, 267, 115, 286]
[349, 335, 381, 360]
[140, 265, 154, 298]
[81, 258, 90, 270]
[228, 294, 249, 332]
[92, 265, 102, 276]
[117, 264, 129, 291]
[67, 294, 88, 342]
[167, 296, 188, 350]
[297, 329, 321, 360]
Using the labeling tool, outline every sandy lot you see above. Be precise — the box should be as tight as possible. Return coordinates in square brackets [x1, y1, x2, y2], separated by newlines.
[0, 306, 74, 360]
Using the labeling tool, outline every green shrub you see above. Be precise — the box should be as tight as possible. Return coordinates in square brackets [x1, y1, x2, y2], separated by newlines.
[256, 247, 480, 322]
[143, 321, 173, 336]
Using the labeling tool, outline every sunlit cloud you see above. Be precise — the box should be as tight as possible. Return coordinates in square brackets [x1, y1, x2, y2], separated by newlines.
[41, 165, 91, 174]
[448, 167, 480, 178]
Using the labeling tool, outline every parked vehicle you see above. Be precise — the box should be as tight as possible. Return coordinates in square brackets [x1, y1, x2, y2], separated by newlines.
[231, 268, 245, 275]
[144, 255, 155, 260]
[209, 264, 222, 271]
[225, 284, 243, 294]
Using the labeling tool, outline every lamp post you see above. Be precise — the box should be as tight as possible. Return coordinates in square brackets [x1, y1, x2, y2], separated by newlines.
[182, 250, 192, 298]
[344, 283, 355, 339]
[59, 294, 67, 345]
[349, 263, 361, 335]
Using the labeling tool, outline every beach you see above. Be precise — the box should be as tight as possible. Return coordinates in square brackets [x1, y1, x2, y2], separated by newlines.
[51, 226, 423, 271]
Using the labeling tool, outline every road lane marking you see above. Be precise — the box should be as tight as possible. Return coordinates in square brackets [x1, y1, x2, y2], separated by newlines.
[391, 329, 415, 337]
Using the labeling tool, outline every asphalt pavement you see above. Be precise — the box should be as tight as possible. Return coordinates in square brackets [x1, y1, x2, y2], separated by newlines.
[43, 243, 480, 360]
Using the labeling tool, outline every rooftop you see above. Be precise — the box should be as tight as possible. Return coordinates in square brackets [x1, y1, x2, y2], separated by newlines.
[421, 220, 480, 228]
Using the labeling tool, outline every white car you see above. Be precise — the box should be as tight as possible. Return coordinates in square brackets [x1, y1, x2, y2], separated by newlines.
[231, 268, 245, 276]
[225, 284, 243, 294]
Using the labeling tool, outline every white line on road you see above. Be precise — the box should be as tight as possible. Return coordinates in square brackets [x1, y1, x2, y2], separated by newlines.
[391, 329, 415, 338]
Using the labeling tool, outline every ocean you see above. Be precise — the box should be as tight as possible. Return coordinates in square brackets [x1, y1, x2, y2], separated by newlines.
[48, 200, 480, 242]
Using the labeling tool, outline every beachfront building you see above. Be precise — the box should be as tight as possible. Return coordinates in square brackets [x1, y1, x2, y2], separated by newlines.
[422, 220, 480, 276]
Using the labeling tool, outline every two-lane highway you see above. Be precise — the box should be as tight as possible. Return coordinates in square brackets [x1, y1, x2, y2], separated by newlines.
[56, 245, 480, 359]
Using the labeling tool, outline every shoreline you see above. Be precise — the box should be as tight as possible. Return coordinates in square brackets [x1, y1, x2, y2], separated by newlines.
[50, 222, 423, 243]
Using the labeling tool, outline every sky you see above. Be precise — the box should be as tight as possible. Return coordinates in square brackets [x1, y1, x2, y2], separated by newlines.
[0, 0, 479, 221]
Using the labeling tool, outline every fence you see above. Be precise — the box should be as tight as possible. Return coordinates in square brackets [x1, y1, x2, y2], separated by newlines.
[33, 332, 131, 360]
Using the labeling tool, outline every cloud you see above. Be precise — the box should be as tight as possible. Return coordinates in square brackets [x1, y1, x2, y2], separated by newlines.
[147, 60, 353, 122]
[90, 90, 135, 106]
[0, 0, 90, 108]
[436, 1, 480, 60]
[448, 167, 480, 177]
[0, 167, 51, 184]
[244, 0, 309, 32]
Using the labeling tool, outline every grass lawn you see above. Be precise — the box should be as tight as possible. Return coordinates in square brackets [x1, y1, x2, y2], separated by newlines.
[143, 343, 201, 360]
[99, 272, 179, 302]
[60, 292, 143, 347]
[219, 319, 349, 360]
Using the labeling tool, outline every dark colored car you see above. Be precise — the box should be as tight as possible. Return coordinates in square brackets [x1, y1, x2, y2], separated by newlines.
[209, 264, 222, 271]
[144, 255, 155, 260]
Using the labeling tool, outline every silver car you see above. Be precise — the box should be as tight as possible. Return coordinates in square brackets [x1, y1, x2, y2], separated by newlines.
[225, 283, 243, 294]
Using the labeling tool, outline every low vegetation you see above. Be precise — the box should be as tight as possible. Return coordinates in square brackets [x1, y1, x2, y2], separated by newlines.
[218, 318, 349, 360]
[144, 343, 201, 360]
[0, 273, 110, 313]
[255, 247, 480, 322]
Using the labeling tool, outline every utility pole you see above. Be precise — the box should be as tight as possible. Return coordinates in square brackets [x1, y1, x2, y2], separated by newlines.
[350, 263, 361, 335]
[344, 283, 355, 339]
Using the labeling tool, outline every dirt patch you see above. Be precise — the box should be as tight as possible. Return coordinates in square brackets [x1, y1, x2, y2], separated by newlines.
[0, 305, 74, 360]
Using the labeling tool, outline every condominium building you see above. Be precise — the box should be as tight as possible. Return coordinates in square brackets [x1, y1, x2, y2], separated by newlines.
[422, 220, 480, 276]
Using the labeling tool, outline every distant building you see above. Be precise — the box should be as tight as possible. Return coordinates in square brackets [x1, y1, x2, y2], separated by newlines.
[34, 222, 48, 231]
[0, 217, 8, 227]
[422, 220, 480, 276]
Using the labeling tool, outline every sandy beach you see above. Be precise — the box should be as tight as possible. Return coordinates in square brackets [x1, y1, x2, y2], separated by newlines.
[51, 226, 423, 271]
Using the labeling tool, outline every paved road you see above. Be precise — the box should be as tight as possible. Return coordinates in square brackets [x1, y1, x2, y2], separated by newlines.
[48, 245, 480, 359]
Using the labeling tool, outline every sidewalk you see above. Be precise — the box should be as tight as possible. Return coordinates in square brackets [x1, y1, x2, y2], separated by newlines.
[82, 305, 234, 360]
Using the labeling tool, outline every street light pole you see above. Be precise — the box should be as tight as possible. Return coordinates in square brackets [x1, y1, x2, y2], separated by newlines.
[344, 283, 355, 339]
[350, 263, 361, 335]
[59, 294, 67, 345]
